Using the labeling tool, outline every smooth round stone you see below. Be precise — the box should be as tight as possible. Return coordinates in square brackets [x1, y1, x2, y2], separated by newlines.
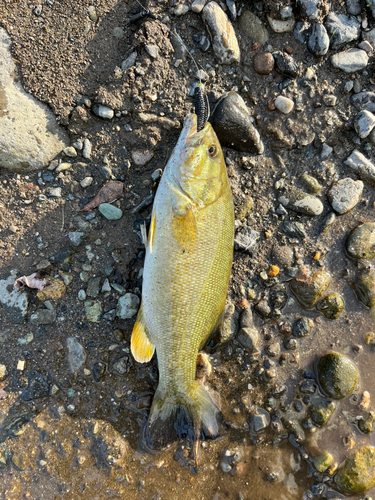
[310, 399, 336, 426]
[266, 14, 295, 33]
[84, 300, 102, 323]
[346, 222, 375, 259]
[116, 293, 140, 319]
[355, 268, 375, 308]
[354, 110, 375, 138]
[237, 327, 259, 350]
[131, 150, 154, 166]
[331, 49, 368, 73]
[78, 290, 86, 301]
[335, 446, 375, 495]
[327, 178, 363, 214]
[316, 293, 344, 319]
[80, 176, 93, 188]
[99, 203, 123, 220]
[238, 10, 269, 43]
[290, 265, 331, 309]
[64, 146, 77, 157]
[92, 104, 114, 119]
[253, 53, 274, 75]
[317, 352, 359, 399]
[278, 188, 323, 216]
[274, 95, 294, 114]
[307, 23, 329, 56]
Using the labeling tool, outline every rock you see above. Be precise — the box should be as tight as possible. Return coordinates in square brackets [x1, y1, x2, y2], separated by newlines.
[272, 245, 294, 268]
[325, 13, 360, 50]
[145, 44, 159, 59]
[274, 96, 294, 114]
[327, 178, 363, 214]
[0, 28, 69, 172]
[170, 32, 188, 61]
[307, 23, 329, 56]
[293, 20, 309, 42]
[0, 364, 7, 381]
[301, 174, 321, 193]
[131, 150, 154, 166]
[316, 293, 344, 319]
[317, 352, 359, 399]
[0, 269, 28, 324]
[335, 446, 375, 495]
[251, 409, 270, 433]
[234, 226, 260, 252]
[359, 411, 375, 433]
[346, 0, 361, 15]
[282, 221, 307, 239]
[321, 143, 333, 159]
[310, 399, 336, 426]
[121, 51, 137, 71]
[93, 362, 106, 382]
[253, 53, 274, 75]
[278, 189, 323, 216]
[346, 222, 375, 260]
[21, 370, 51, 401]
[331, 49, 368, 73]
[351, 92, 375, 113]
[202, 2, 240, 64]
[86, 277, 101, 298]
[88, 5, 98, 21]
[290, 265, 331, 309]
[210, 91, 264, 154]
[63, 146, 77, 158]
[292, 317, 311, 337]
[174, 4, 189, 15]
[238, 10, 269, 44]
[116, 293, 140, 319]
[314, 451, 334, 472]
[266, 14, 295, 33]
[92, 104, 114, 119]
[323, 94, 337, 107]
[68, 231, 85, 247]
[273, 51, 300, 78]
[99, 203, 123, 221]
[80, 176, 93, 188]
[112, 356, 130, 375]
[191, 0, 208, 13]
[345, 80, 354, 93]
[82, 138, 92, 159]
[355, 268, 375, 308]
[358, 40, 373, 53]
[237, 327, 259, 350]
[345, 149, 375, 187]
[354, 110, 375, 138]
[84, 300, 102, 322]
[67, 337, 86, 374]
[298, 0, 330, 22]
[78, 290, 86, 301]
[29, 309, 56, 325]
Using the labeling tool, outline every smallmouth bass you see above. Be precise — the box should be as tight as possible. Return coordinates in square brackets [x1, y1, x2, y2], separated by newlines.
[131, 113, 234, 448]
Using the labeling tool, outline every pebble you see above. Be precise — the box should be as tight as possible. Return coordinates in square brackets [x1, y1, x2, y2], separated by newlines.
[121, 51, 137, 71]
[292, 317, 311, 337]
[99, 203, 123, 220]
[174, 4, 189, 15]
[0, 364, 7, 381]
[327, 178, 363, 214]
[331, 48, 368, 73]
[88, 5, 98, 22]
[317, 293, 344, 320]
[346, 222, 375, 260]
[238, 10, 269, 44]
[42, 171, 54, 182]
[237, 327, 259, 350]
[358, 40, 373, 53]
[234, 227, 260, 252]
[92, 104, 114, 119]
[145, 44, 159, 59]
[293, 21, 309, 43]
[80, 176, 93, 188]
[251, 409, 270, 433]
[344, 80, 354, 93]
[68, 231, 85, 247]
[202, 2, 240, 64]
[101, 278, 111, 292]
[346, 0, 361, 15]
[82, 138, 92, 158]
[307, 23, 329, 56]
[29, 309, 56, 325]
[78, 290, 86, 301]
[301, 174, 321, 193]
[66, 337, 86, 374]
[131, 150, 154, 166]
[344, 149, 375, 187]
[86, 277, 101, 298]
[191, 0, 207, 13]
[283, 220, 307, 239]
[22, 370, 51, 401]
[55, 162, 72, 173]
[290, 265, 331, 309]
[116, 293, 140, 319]
[273, 51, 300, 78]
[266, 14, 295, 33]
[323, 94, 337, 107]
[274, 95, 294, 114]
[93, 362, 106, 382]
[351, 91, 375, 113]
[84, 300, 102, 323]
[253, 53, 274, 75]
[64, 146, 77, 158]
[298, 0, 329, 22]
[321, 143, 333, 159]
[335, 446, 375, 495]
[354, 110, 375, 138]
[210, 91, 264, 154]
[278, 188, 323, 216]
[325, 13, 360, 50]
[271, 245, 294, 268]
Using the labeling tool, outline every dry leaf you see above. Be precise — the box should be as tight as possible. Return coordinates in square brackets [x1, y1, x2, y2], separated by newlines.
[14, 273, 47, 291]
[79, 181, 123, 212]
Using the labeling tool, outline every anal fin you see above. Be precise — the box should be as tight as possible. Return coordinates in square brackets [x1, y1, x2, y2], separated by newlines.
[131, 302, 155, 363]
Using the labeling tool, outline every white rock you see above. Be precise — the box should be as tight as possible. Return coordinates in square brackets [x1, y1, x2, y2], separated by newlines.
[132, 150, 154, 166]
[121, 51, 137, 71]
[344, 149, 375, 187]
[191, 0, 208, 13]
[116, 293, 140, 319]
[327, 178, 363, 214]
[174, 4, 189, 15]
[266, 13, 295, 33]
[331, 48, 368, 73]
[80, 177, 93, 188]
[92, 104, 114, 119]
[0, 28, 69, 172]
[202, 2, 240, 64]
[82, 138, 92, 158]
[321, 143, 333, 159]
[274, 96, 294, 114]
[145, 44, 159, 59]
[354, 110, 375, 138]
[0, 364, 7, 381]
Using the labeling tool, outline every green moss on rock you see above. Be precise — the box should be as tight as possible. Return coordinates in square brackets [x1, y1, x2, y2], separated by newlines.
[335, 446, 375, 495]
[317, 352, 359, 399]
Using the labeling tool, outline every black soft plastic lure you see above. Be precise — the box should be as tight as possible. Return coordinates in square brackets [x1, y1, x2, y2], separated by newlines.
[194, 84, 210, 132]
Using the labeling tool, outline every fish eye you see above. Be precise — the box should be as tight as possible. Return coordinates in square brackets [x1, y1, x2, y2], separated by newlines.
[208, 145, 217, 157]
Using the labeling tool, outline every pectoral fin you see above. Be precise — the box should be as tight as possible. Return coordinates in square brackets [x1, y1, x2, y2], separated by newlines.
[131, 303, 155, 363]
[148, 210, 156, 253]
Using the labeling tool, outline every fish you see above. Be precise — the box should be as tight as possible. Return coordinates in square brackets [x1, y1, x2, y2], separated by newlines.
[130, 112, 234, 449]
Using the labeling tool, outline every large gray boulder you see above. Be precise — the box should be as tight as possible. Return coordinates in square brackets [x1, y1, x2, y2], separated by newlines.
[0, 28, 69, 173]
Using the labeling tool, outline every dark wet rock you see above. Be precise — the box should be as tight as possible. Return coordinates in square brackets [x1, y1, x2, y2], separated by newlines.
[331, 49, 368, 73]
[325, 13, 360, 50]
[282, 221, 307, 239]
[251, 409, 270, 433]
[253, 53, 274, 75]
[0, 269, 28, 324]
[297, 0, 330, 22]
[334, 446, 375, 495]
[234, 226, 260, 252]
[345, 150, 375, 187]
[284, 337, 298, 350]
[320, 212, 336, 235]
[307, 23, 329, 56]
[254, 298, 271, 318]
[292, 317, 311, 337]
[11, 452, 29, 471]
[290, 266, 331, 309]
[314, 451, 334, 472]
[317, 352, 359, 399]
[112, 356, 131, 375]
[354, 111, 375, 140]
[316, 293, 344, 320]
[271, 245, 294, 268]
[67, 337, 87, 374]
[86, 277, 101, 298]
[354, 268, 375, 308]
[293, 21, 309, 43]
[346, 0, 361, 15]
[210, 91, 264, 154]
[238, 10, 269, 44]
[0, 406, 31, 442]
[237, 327, 259, 350]
[300, 380, 317, 394]
[272, 51, 300, 78]
[359, 411, 375, 433]
[29, 309, 56, 325]
[346, 222, 375, 260]
[68, 231, 85, 247]
[21, 370, 51, 401]
[327, 178, 363, 214]
[310, 399, 336, 426]
[93, 362, 106, 382]
[278, 189, 323, 216]
[351, 92, 375, 113]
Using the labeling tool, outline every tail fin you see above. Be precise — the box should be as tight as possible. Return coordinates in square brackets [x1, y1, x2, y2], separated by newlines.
[141, 382, 220, 450]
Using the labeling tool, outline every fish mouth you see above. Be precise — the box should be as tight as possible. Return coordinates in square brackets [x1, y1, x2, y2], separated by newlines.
[181, 114, 210, 144]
